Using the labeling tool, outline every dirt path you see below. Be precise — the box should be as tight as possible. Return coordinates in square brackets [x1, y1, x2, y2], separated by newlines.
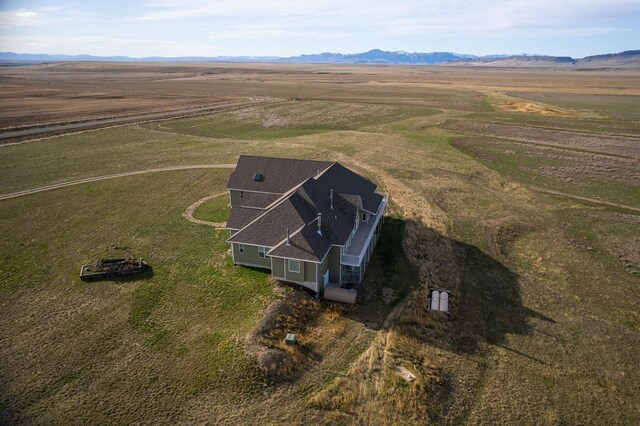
[530, 186, 640, 213]
[182, 192, 228, 228]
[0, 164, 236, 201]
[0, 99, 281, 145]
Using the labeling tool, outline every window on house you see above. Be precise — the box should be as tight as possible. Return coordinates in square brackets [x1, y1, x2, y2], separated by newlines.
[238, 244, 244, 254]
[362, 213, 368, 222]
[288, 259, 300, 273]
[258, 246, 269, 258]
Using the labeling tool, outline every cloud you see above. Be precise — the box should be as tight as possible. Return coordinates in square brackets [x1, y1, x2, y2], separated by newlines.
[1, 0, 638, 57]
[137, 0, 640, 34]
[0, 34, 220, 57]
[0, 9, 39, 26]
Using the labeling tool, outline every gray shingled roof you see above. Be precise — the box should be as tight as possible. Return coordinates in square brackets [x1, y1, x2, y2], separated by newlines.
[268, 221, 334, 261]
[233, 191, 280, 209]
[227, 155, 334, 194]
[227, 207, 263, 230]
[227, 156, 384, 262]
[315, 163, 383, 213]
[228, 189, 317, 247]
[295, 179, 360, 245]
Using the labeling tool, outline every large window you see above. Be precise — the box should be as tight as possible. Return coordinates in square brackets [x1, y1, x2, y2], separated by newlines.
[258, 246, 269, 258]
[288, 259, 301, 273]
[238, 244, 244, 254]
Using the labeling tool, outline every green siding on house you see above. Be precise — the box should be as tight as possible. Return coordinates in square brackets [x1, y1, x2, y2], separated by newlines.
[232, 243, 271, 269]
[304, 261, 317, 284]
[272, 257, 285, 278]
[284, 259, 305, 282]
[229, 190, 242, 207]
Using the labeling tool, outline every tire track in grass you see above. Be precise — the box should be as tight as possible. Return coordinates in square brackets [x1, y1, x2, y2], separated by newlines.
[0, 164, 236, 201]
[181, 192, 228, 228]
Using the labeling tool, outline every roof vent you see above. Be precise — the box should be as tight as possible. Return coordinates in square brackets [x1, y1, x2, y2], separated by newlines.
[253, 173, 264, 182]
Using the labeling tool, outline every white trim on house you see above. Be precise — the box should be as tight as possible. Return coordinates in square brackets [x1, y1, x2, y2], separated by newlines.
[229, 241, 276, 250]
[272, 275, 318, 292]
[264, 213, 340, 263]
[265, 223, 307, 256]
[233, 261, 272, 270]
[268, 254, 322, 264]
[313, 162, 338, 179]
[229, 205, 268, 211]
[340, 195, 387, 267]
[227, 188, 284, 195]
[261, 178, 312, 210]
[226, 180, 314, 244]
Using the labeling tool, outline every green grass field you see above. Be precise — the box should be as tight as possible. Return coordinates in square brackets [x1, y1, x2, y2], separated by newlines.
[0, 169, 279, 422]
[192, 195, 231, 223]
[1, 67, 639, 424]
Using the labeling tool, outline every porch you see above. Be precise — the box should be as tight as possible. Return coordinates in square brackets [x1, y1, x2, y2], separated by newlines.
[340, 196, 386, 267]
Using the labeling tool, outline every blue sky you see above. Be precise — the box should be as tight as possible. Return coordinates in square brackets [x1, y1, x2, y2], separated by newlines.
[0, 0, 638, 57]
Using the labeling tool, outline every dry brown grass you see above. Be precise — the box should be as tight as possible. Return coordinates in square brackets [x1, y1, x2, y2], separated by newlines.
[244, 290, 352, 381]
[4, 62, 640, 130]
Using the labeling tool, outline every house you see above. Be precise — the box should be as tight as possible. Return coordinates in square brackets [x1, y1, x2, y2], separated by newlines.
[226, 155, 387, 300]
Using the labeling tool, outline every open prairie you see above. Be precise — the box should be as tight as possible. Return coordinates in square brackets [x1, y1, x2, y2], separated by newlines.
[1, 63, 639, 425]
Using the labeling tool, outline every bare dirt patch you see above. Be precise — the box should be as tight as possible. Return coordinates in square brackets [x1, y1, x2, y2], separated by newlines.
[229, 101, 420, 128]
[245, 291, 322, 381]
[489, 92, 580, 117]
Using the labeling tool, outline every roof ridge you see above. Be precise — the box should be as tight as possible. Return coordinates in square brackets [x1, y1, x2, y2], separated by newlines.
[238, 154, 334, 164]
[266, 222, 309, 255]
[227, 178, 317, 243]
[312, 161, 338, 180]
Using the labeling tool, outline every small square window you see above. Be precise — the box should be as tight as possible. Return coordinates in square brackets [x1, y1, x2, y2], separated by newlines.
[258, 246, 269, 258]
[238, 244, 244, 254]
[288, 259, 300, 273]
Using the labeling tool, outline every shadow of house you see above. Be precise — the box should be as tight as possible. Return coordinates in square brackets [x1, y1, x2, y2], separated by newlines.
[348, 216, 551, 356]
[306, 216, 557, 422]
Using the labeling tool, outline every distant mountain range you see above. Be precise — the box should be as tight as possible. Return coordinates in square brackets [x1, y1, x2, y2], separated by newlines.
[445, 50, 640, 68]
[1, 49, 638, 68]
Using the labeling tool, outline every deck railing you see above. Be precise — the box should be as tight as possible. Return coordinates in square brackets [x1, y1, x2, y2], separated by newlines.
[340, 196, 387, 267]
